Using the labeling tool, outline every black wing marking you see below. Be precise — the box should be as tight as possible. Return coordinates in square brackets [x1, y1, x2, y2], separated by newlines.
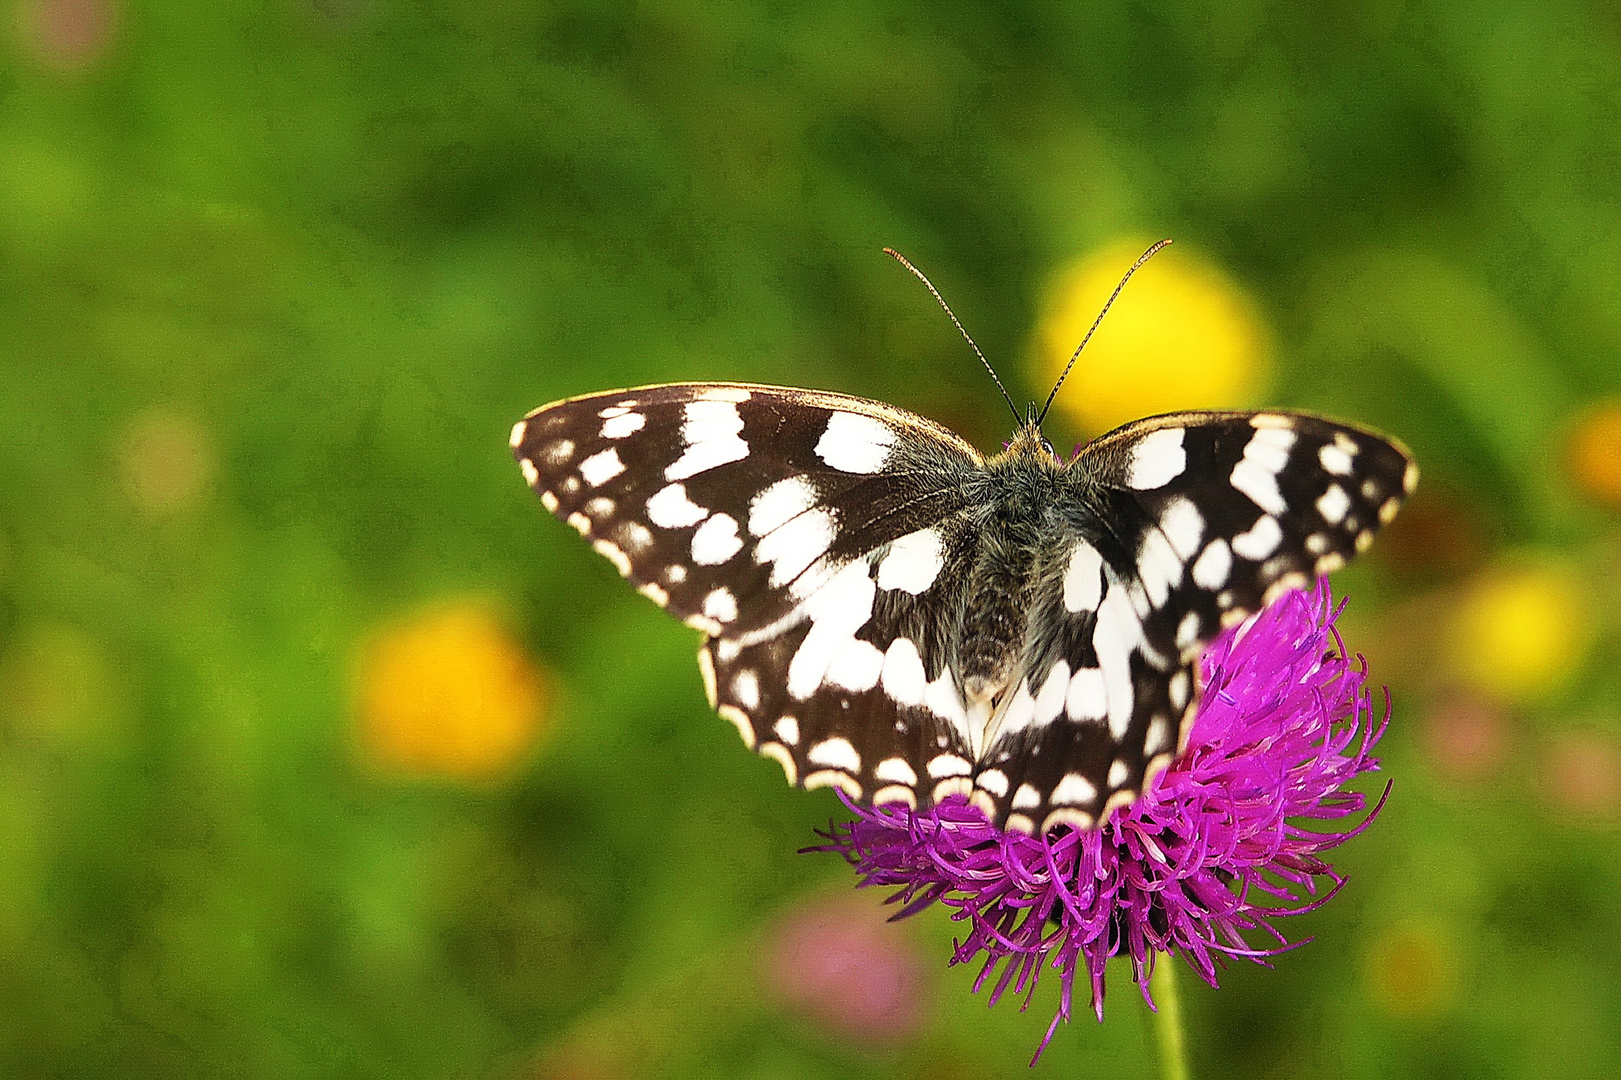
[972, 411, 1415, 833]
[513, 382, 983, 800]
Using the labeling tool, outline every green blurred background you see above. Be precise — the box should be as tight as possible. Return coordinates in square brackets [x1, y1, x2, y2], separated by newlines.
[4, 1, 1621, 1077]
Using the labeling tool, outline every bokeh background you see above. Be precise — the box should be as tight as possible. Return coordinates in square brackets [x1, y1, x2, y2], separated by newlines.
[3, 1, 1620, 1077]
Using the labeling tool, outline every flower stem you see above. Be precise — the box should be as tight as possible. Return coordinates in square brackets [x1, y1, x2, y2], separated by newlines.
[1149, 960, 1191, 1080]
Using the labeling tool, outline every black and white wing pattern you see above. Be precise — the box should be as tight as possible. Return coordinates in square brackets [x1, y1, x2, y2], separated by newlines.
[511, 382, 988, 797]
[514, 386, 1416, 835]
[973, 411, 1416, 833]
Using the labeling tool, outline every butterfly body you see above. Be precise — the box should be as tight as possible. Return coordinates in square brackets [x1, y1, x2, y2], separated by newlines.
[513, 382, 1415, 834]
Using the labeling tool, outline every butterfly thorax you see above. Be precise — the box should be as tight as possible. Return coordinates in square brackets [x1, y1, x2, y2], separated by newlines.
[953, 425, 1065, 735]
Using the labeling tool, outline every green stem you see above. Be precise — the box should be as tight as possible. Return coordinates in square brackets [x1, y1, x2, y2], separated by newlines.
[1149, 959, 1191, 1080]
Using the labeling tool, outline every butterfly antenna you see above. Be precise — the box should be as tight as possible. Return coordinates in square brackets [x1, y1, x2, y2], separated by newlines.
[884, 248, 1021, 426]
[1038, 238, 1172, 426]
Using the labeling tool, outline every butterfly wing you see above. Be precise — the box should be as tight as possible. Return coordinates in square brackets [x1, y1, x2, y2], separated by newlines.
[973, 411, 1416, 833]
[512, 382, 985, 801]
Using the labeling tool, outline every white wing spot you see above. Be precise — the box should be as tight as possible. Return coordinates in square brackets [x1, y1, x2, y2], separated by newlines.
[880, 638, 927, 706]
[1012, 783, 1041, 810]
[665, 564, 688, 584]
[697, 646, 718, 707]
[755, 507, 836, 588]
[567, 512, 591, 536]
[1127, 427, 1186, 489]
[1066, 666, 1106, 721]
[774, 716, 799, 745]
[1160, 496, 1205, 560]
[998, 681, 1037, 738]
[1245, 425, 1296, 471]
[876, 528, 944, 594]
[760, 743, 797, 785]
[748, 475, 818, 537]
[1231, 515, 1283, 561]
[926, 753, 972, 779]
[637, 581, 669, 606]
[666, 401, 748, 481]
[923, 670, 968, 738]
[875, 757, 917, 786]
[787, 561, 876, 700]
[579, 448, 626, 487]
[808, 737, 861, 773]
[826, 638, 884, 692]
[592, 539, 632, 576]
[1034, 660, 1070, 725]
[1176, 610, 1202, 651]
[1107, 759, 1130, 788]
[1249, 413, 1293, 429]
[584, 496, 614, 518]
[1380, 497, 1402, 524]
[542, 438, 576, 466]
[1052, 772, 1098, 806]
[597, 405, 631, 419]
[1191, 538, 1232, 589]
[695, 386, 752, 402]
[703, 586, 738, 624]
[805, 770, 862, 796]
[691, 513, 743, 565]
[646, 483, 708, 529]
[1168, 670, 1191, 711]
[976, 768, 1009, 797]
[1093, 584, 1139, 738]
[1319, 443, 1354, 476]
[615, 521, 654, 554]
[1316, 552, 1347, 575]
[1230, 458, 1287, 515]
[1403, 461, 1419, 493]
[1137, 529, 1183, 608]
[718, 705, 754, 748]
[1062, 541, 1104, 613]
[509, 420, 527, 449]
[1316, 484, 1351, 526]
[600, 411, 646, 439]
[520, 459, 540, 486]
[1305, 532, 1331, 555]
[815, 411, 895, 474]
[540, 490, 559, 512]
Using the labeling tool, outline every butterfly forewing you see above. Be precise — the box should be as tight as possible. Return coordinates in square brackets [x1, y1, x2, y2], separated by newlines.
[515, 386, 1415, 834]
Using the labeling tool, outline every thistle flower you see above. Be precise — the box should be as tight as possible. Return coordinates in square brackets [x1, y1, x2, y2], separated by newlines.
[814, 579, 1390, 1062]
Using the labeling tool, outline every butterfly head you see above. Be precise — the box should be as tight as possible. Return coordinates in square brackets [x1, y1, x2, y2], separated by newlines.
[1004, 414, 1060, 466]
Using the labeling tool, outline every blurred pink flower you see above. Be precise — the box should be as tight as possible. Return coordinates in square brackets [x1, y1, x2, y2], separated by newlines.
[764, 894, 931, 1044]
[17, 0, 118, 71]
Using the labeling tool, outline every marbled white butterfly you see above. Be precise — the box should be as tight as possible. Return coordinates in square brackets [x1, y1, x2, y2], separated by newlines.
[511, 263, 1415, 834]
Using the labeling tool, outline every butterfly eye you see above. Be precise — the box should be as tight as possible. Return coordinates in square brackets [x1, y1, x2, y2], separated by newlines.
[1040, 437, 1056, 458]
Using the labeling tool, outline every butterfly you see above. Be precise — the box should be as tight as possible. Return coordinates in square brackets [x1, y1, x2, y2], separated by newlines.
[511, 377, 1415, 835]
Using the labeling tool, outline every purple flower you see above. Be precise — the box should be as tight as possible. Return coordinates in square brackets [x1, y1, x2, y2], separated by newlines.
[812, 579, 1390, 1063]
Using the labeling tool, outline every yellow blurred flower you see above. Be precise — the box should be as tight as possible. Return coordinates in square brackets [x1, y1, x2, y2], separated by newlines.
[1363, 922, 1456, 1019]
[1035, 239, 1271, 435]
[1446, 561, 1594, 705]
[355, 601, 547, 779]
[1569, 399, 1621, 507]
